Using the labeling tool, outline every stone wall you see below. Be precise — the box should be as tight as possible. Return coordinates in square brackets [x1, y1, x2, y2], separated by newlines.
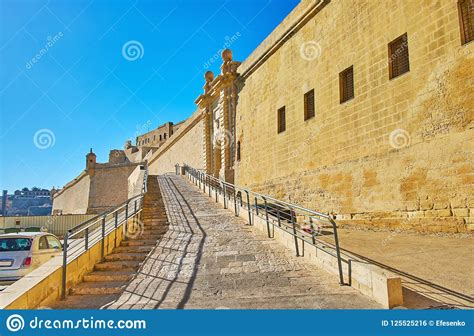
[128, 164, 146, 198]
[52, 151, 141, 215]
[234, 0, 473, 232]
[52, 172, 90, 215]
[87, 163, 139, 213]
[148, 112, 205, 175]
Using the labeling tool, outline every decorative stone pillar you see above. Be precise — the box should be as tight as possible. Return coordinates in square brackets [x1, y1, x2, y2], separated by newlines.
[195, 49, 240, 183]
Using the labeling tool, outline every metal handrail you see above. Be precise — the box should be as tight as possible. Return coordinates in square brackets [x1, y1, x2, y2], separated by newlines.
[61, 163, 149, 299]
[181, 164, 345, 285]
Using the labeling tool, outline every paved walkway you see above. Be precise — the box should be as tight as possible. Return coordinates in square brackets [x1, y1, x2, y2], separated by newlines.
[322, 228, 474, 308]
[108, 175, 380, 309]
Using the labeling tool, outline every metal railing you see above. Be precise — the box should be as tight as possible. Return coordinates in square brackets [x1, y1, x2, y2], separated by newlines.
[61, 163, 148, 299]
[181, 164, 345, 285]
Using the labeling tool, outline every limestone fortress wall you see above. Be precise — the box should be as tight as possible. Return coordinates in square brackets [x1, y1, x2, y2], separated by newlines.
[232, 0, 474, 232]
[55, 0, 472, 232]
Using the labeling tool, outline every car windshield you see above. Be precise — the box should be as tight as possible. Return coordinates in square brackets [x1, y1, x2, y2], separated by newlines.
[0, 238, 32, 252]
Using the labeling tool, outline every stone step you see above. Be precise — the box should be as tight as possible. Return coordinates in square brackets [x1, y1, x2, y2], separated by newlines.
[114, 245, 155, 253]
[120, 240, 157, 247]
[142, 226, 168, 232]
[138, 234, 162, 241]
[94, 260, 141, 271]
[49, 294, 120, 309]
[143, 220, 168, 225]
[83, 270, 133, 282]
[70, 281, 127, 295]
[104, 252, 148, 262]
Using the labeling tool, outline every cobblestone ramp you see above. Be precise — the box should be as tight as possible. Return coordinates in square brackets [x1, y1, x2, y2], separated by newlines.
[108, 175, 381, 309]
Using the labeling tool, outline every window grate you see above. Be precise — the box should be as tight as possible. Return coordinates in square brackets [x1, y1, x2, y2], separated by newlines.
[458, 0, 474, 45]
[339, 66, 354, 103]
[388, 33, 410, 79]
[277, 106, 286, 133]
[304, 89, 315, 120]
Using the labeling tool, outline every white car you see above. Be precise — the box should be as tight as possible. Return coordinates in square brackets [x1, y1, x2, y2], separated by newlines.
[0, 232, 63, 281]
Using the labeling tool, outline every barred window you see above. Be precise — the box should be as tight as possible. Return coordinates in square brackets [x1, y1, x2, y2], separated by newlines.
[458, 0, 474, 45]
[236, 141, 241, 161]
[388, 33, 410, 79]
[304, 89, 315, 120]
[339, 66, 354, 103]
[277, 106, 286, 133]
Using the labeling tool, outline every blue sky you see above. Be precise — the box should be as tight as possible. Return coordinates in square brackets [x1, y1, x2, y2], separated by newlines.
[0, 0, 298, 192]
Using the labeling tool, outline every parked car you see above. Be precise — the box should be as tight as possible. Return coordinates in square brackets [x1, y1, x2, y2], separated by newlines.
[0, 232, 62, 281]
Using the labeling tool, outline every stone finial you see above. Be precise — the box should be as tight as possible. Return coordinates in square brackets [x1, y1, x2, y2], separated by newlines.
[124, 140, 132, 150]
[204, 71, 214, 94]
[205, 71, 214, 83]
[222, 49, 232, 62]
[221, 49, 240, 75]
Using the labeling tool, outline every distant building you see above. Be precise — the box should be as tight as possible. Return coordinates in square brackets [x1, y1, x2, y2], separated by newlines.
[1, 188, 52, 216]
[135, 121, 185, 148]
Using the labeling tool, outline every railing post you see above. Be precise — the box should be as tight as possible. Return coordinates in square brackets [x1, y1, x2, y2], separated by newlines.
[223, 184, 227, 209]
[245, 191, 252, 225]
[114, 211, 118, 248]
[61, 232, 68, 300]
[330, 218, 345, 285]
[263, 198, 272, 238]
[84, 227, 89, 251]
[124, 201, 129, 241]
[101, 215, 106, 260]
[208, 176, 211, 197]
[290, 209, 300, 257]
[255, 197, 259, 216]
[233, 190, 238, 216]
[309, 217, 316, 245]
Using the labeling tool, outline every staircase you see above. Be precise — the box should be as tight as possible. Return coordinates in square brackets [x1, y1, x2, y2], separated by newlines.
[50, 175, 169, 309]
